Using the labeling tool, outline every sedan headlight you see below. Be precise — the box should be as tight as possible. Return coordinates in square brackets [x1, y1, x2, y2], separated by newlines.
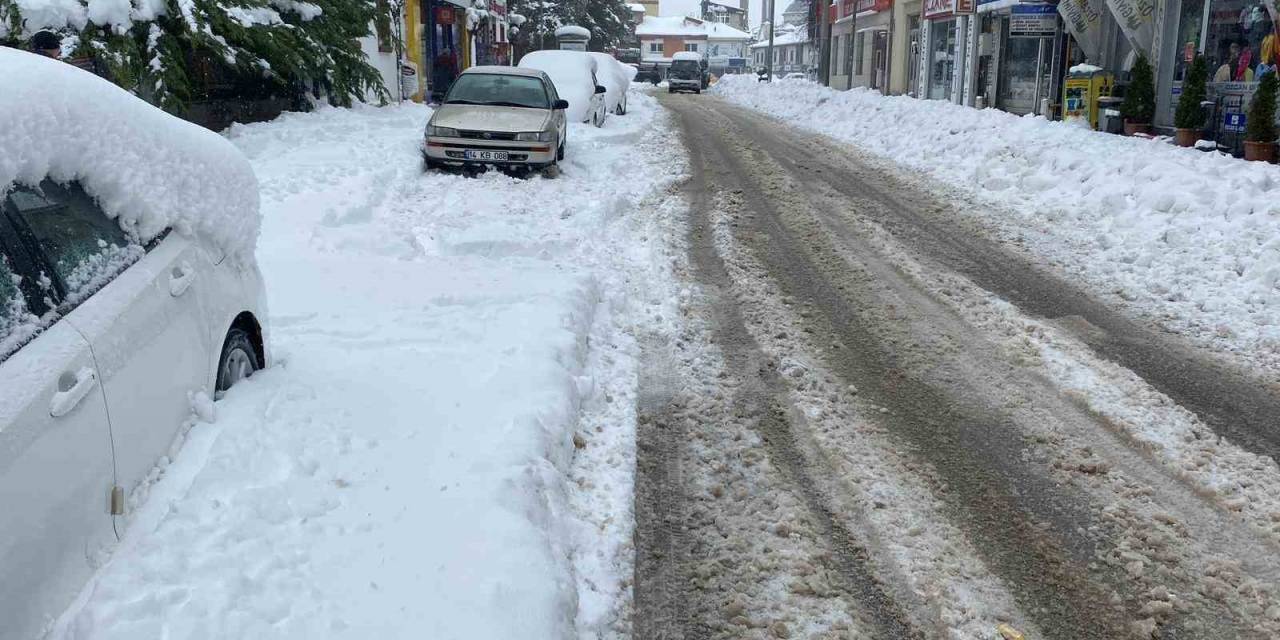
[427, 125, 459, 137]
[515, 131, 552, 142]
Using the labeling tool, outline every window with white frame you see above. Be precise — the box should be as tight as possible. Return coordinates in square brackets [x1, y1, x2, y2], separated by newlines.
[648, 42, 663, 53]
[684, 42, 700, 52]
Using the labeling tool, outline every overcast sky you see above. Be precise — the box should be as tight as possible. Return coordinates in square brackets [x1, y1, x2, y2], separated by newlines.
[657, 0, 788, 29]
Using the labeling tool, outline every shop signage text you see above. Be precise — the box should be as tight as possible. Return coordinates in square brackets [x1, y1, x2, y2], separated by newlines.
[1103, 0, 1154, 55]
[1057, 0, 1104, 60]
[1010, 3, 1057, 37]
[924, 0, 974, 19]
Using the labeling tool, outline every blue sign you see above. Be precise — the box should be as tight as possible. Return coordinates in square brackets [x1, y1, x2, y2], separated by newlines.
[1012, 3, 1056, 13]
[1224, 112, 1247, 132]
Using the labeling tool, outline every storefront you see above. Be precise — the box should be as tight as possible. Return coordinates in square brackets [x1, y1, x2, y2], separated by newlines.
[975, 0, 1064, 115]
[920, 0, 976, 101]
[845, 0, 896, 90]
[1157, 0, 1280, 142]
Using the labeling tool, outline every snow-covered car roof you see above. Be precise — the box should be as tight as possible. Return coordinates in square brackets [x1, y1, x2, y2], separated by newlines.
[0, 49, 260, 261]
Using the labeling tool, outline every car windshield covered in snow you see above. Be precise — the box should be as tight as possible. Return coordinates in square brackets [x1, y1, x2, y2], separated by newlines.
[444, 73, 550, 109]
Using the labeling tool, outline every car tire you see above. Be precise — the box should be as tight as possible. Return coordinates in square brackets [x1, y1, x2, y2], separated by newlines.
[668, 87, 674, 93]
[557, 136, 565, 161]
[617, 96, 626, 115]
[215, 328, 260, 394]
[694, 88, 701, 94]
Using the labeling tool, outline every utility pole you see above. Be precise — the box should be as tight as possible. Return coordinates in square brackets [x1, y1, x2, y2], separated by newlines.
[844, 0, 858, 87]
[766, 0, 776, 82]
[818, 0, 831, 86]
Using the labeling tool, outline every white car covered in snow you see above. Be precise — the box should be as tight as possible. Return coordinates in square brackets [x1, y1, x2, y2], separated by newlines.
[587, 52, 636, 116]
[519, 50, 608, 127]
[0, 49, 267, 639]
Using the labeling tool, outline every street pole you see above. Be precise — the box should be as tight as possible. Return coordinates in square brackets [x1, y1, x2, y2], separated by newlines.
[844, 0, 858, 87]
[766, 0, 775, 82]
[818, 0, 831, 86]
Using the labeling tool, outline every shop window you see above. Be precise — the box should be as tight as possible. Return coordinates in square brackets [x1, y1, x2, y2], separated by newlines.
[855, 32, 865, 75]
[1175, 0, 1280, 83]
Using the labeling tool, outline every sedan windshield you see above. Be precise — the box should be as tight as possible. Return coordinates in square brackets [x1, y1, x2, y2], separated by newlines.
[444, 74, 550, 109]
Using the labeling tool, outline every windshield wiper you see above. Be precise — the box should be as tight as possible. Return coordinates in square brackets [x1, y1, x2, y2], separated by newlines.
[444, 99, 484, 105]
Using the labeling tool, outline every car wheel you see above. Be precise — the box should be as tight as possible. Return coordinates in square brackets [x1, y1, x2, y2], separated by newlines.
[617, 96, 626, 115]
[668, 87, 674, 93]
[557, 136, 565, 161]
[215, 328, 260, 394]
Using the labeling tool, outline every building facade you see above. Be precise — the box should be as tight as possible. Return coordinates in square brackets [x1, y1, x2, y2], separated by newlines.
[395, 0, 512, 102]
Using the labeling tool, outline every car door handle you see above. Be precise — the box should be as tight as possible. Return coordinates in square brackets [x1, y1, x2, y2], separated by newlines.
[50, 367, 98, 418]
[169, 262, 196, 296]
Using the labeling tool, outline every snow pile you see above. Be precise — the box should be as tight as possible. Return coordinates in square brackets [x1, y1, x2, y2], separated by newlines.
[713, 75, 1280, 370]
[51, 89, 681, 640]
[519, 50, 599, 123]
[0, 49, 260, 260]
[554, 24, 591, 38]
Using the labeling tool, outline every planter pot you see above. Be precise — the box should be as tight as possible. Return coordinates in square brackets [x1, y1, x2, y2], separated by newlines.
[1244, 140, 1276, 162]
[1174, 128, 1199, 147]
[1124, 121, 1152, 136]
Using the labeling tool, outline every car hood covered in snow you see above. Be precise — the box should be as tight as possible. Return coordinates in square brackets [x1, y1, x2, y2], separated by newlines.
[0, 49, 260, 261]
[430, 104, 551, 133]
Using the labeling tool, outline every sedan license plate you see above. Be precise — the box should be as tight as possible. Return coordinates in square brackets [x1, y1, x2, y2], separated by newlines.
[464, 149, 509, 161]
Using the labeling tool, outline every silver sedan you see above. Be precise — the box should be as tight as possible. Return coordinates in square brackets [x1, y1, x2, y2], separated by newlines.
[423, 66, 569, 173]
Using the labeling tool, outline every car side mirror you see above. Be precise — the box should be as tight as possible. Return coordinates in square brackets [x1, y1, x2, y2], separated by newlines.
[553, 99, 570, 110]
[594, 85, 606, 94]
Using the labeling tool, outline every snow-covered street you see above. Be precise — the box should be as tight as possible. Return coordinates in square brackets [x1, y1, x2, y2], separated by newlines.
[48, 94, 684, 640]
[12, 69, 1280, 640]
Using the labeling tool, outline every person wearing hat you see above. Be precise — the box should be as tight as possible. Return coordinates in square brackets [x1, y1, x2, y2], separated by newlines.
[30, 31, 61, 58]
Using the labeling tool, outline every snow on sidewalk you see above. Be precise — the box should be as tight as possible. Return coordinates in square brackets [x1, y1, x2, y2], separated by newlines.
[50, 95, 683, 640]
[713, 76, 1280, 375]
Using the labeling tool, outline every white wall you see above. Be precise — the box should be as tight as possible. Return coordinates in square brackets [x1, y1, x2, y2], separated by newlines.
[360, 34, 401, 103]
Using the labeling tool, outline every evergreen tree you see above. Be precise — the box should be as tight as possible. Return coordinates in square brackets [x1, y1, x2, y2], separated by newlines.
[1175, 55, 1209, 129]
[0, 0, 389, 114]
[1121, 54, 1155, 124]
[1246, 71, 1278, 143]
[509, 0, 633, 55]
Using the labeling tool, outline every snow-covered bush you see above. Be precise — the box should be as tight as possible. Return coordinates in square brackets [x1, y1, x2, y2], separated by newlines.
[0, 0, 389, 113]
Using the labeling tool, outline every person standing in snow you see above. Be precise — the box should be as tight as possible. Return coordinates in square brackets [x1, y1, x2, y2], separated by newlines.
[30, 31, 60, 59]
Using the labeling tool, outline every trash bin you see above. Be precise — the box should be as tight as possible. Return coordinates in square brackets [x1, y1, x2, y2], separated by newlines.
[1097, 96, 1123, 134]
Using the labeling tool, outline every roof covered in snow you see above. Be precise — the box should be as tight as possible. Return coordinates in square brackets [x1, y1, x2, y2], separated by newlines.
[554, 25, 591, 39]
[636, 15, 749, 40]
[0, 49, 260, 260]
[636, 15, 707, 36]
[705, 21, 750, 39]
[750, 28, 809, 48]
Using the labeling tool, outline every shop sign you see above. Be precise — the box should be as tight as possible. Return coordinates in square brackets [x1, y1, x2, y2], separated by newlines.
[924, 0, 973, 18]
[1223, 112, 1247, 133]
[1010, 3, 1056, 37]
[842, 0, 855, 17]
[1057, 0, 1104, 60]
[855, 0, 892, 14]
[488, 0, 506, 16]
[1103, 0, 1154, 55]
[435, 6, 455, 24]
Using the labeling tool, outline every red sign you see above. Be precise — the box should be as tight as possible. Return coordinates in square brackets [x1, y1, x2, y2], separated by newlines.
[828, 4, 837, 20]
[841, 0, 855, 16]
[435, 6, 455, 24]
[855, 0, 892, 13]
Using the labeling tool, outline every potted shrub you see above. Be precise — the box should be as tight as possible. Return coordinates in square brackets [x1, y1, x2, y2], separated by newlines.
[1121, 55, 1155, 135]
[1174, 56, 1209, 147]
[1244, 71, 1278, 161]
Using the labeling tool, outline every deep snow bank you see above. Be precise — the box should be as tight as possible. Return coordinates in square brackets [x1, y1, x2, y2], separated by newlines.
[0, 49, 259, 260]
[713, 75, 1280, 372]
[50, 92, 682, 639]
